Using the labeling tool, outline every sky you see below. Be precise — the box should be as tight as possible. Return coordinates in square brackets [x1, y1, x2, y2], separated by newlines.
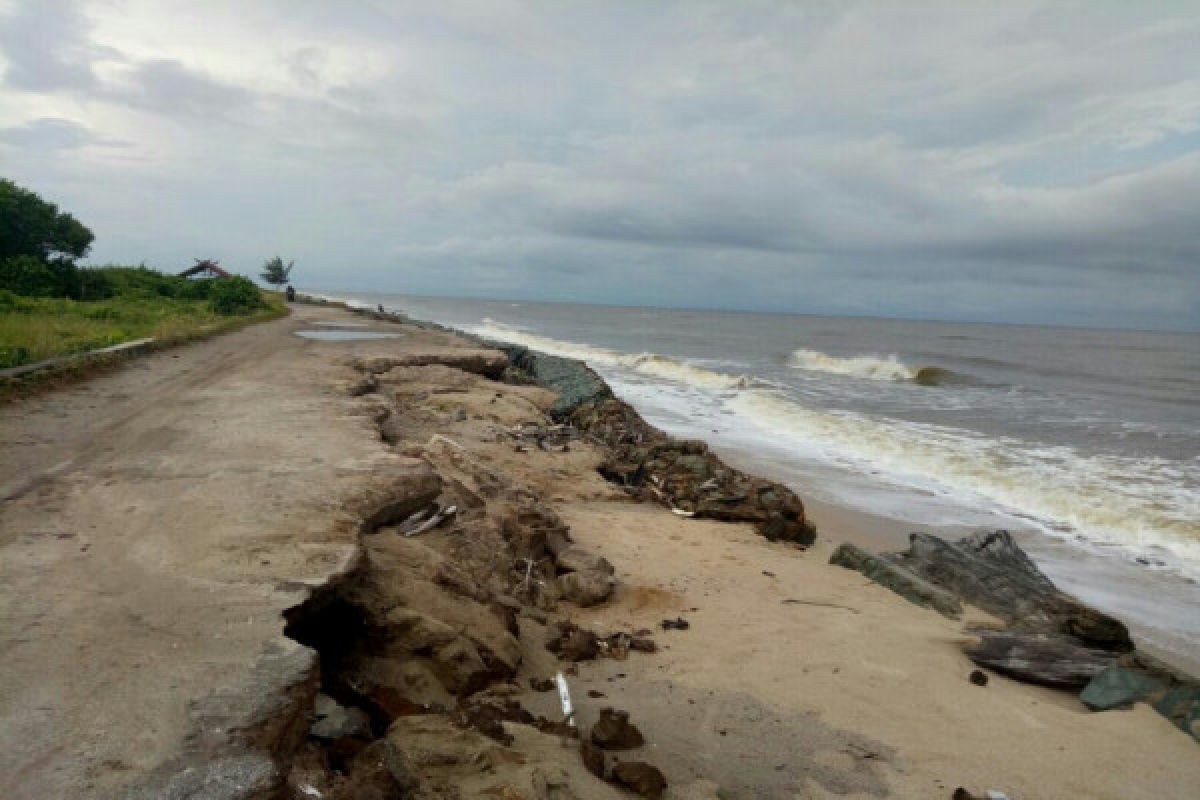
[1, 1, 1198, 330]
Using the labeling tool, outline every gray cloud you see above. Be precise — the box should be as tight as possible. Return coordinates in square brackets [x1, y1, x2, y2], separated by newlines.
[0, 0, 1197, 330]
[0, 116, 124, 149]
[0, 0, 104, 91]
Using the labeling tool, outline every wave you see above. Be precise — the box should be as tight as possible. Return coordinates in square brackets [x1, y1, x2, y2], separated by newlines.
[472, 320, 754, 391]
[787, 348, 968, 386]
[729, 390, 1200, 575]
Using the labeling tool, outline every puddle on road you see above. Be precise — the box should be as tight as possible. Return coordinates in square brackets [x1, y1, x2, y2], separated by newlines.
[311, 321, 370, 328]
[295, 330, 404, 341]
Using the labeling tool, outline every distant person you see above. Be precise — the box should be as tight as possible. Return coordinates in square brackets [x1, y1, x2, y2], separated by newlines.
[285, 285, 295, 302]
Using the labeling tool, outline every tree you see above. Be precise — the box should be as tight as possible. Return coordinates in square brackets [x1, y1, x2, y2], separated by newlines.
[209, 276, 267, 315]
[0, 178, 94, 297]
[260, 256, 294, 288]
[0, 179, 93, 264]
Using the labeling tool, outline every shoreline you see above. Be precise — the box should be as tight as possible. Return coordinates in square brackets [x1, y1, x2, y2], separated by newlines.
[337, 292, 1200, 679]
[3, 298, 1196, 799]
[334, 294, 1200, 682]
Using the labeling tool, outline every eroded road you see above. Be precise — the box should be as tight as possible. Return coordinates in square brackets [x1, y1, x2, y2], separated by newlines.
[0, 305, 427, 799]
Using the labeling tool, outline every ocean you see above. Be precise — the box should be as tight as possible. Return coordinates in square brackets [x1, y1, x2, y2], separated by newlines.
[329, 291, 1200, 671]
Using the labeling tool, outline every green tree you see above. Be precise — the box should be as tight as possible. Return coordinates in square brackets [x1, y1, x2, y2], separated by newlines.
[0, 178, 94, 297]
[260, 256, 294, 288]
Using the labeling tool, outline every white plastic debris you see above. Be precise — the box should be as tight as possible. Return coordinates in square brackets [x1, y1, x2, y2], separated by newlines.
[986, 792, 1009, 800]
[554, 670, 576, 728]
[400, 504, 457, 537]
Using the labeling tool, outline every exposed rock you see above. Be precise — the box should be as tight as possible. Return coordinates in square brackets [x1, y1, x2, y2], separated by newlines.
[590, 708, 645, 750]
[309, 693, 371, 741]
[496, 344, 613, 418]
[530, 677, 556, 692]
[889, 531, 1132, 651]
[660, 617, 690, 631]
[1081, 665, 1167, 710]
[571, 397, 815, 546]
[554, 546, 615, 576]
[611, 761, 667, 799]
[964, 631, 1115, 689]
[556, 569, 615, 607]
[432, 636, 492, 695]
[532, 766, 580, 800]
[629, 637, 657, 653]
[546, 622, 601, 662]
[580, 740, 608, 780]
[829, 542, 962, 618]
[347, 374, 378, 397]
[968, 670, 989, 687]
[456, 696, 535, 746]
[332, 738, 418, 800]
[378, 410, 405, 445]
[1081, 661, 1200, 741]
[382, 607, 458, 651]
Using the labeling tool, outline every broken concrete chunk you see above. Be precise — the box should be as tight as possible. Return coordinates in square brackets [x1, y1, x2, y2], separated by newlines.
[590, 708, 645, 750]
[432, 636, 491, 694]
[353, 349, 509, 379]
[829, 542, 962, 619]
[579, 740, 608, 780]
[532, 766, 580, 800]
[546, 623, 601, 662]
[310, 693, 371, 741]
[610, 761, 667, 799]
[333, 738, 418, 800]
[556, 569, 615, 607]
[382, 607, 458, 652]
[555, 546, 615, 576]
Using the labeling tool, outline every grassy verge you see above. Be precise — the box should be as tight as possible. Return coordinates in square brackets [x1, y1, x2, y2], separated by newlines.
[0, 289, 287, 402]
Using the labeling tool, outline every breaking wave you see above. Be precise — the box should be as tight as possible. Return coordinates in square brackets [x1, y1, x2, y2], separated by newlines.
[730, 390, 1200, 575]
[472, 320, 754, 391]
[788, 348, 965, 386]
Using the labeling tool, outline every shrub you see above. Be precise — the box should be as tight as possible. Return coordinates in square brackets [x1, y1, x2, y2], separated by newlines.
[208, 277, 266, 315]
[0, 255, 61, 296]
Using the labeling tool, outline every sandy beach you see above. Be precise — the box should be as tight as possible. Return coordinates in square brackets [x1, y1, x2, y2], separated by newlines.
[1, 302, 1196, 800]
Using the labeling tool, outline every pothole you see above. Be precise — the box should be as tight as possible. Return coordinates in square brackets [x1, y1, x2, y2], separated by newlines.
[295, 330, 405, 341]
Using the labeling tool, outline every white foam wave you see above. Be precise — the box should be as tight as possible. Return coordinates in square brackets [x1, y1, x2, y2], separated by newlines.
[472, 321, 752, 391]
[788, 348, 917, 382]
[730, 390, 1200, 575]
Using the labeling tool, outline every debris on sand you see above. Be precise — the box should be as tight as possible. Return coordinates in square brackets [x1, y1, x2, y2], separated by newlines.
[611, 761, 668, 799]
[545, 621, 659, 662]
[590, 708, 645, 750]
[661, 617, 690, 631]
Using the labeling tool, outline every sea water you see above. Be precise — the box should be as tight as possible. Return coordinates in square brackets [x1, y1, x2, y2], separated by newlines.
[325, 291, 1200, 671]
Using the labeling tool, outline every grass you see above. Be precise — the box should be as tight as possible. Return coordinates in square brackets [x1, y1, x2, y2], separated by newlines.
[0, 288, 287, 402]
[0, 289, 285, 369]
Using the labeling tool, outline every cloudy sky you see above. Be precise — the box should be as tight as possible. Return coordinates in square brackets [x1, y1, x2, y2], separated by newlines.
[2, 1, 1198, 330]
